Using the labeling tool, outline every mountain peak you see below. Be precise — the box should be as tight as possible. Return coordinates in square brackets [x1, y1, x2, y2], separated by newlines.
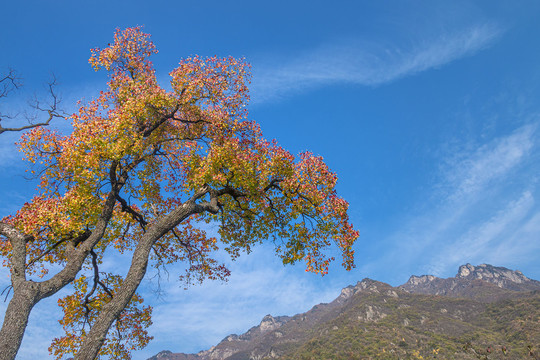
[399, 264, 540, 297]
[456, 263, 531, 285]
[259, 314, 289, 332]
[339, 278, 391, 300]
[406, 274, 439, 286]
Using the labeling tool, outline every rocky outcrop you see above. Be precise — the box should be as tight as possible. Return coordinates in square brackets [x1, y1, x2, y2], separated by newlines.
[191, 314, 291, 360]
[357, 305, 387, 322]
[406, 274, 438, 286]
[258, 315, 289, 333]
[456, 263, 539, 290]
[338, 278, 384, 300]
[399, 263, 540, 300]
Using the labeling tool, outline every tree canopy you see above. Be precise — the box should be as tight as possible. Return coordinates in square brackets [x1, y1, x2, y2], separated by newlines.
[0, 27, 358, 360]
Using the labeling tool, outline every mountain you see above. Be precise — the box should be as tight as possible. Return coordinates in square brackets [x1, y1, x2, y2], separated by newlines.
[148, 264, 540, 360]
[399, 263, 540, 302]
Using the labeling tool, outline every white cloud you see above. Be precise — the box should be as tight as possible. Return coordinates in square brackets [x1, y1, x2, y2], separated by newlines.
[363, 122, 540, 281]
[490, 211, 540, 264]
[427, 190, 535, 275]
[442, 124, 536, 203]
[250, 23, 503, 103]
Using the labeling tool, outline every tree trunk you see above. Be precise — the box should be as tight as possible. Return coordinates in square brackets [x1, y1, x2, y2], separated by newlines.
[74, 235, 154, 359]
[74, 202, 199, 360]
[0, 283, 38, 360]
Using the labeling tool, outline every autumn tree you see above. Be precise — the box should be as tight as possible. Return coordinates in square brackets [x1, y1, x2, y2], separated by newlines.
[0, 27, 359, 360]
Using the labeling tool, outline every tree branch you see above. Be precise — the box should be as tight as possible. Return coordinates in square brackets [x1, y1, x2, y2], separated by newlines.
[116, 194, 148, 231]
[0, 75, 65, 135]
[82, 250, 101, 327]
[0, 69, 21, 99]
[0, 223, 30, 285]
[26, 230, 91, 269]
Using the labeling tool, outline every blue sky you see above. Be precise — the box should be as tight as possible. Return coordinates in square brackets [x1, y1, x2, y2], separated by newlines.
[1, 1, 540, 359]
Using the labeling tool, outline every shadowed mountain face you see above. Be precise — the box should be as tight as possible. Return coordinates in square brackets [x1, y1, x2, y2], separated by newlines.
[148, 264, 540, 360]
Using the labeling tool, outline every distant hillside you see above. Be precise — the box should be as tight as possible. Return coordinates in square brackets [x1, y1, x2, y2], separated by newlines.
[148, 264, 540, 360]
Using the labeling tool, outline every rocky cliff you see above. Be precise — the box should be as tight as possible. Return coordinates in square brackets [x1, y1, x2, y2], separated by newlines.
[398, 263, 540, 302]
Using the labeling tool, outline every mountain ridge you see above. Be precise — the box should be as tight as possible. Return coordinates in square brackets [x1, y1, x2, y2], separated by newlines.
[148, 264, 540, 360]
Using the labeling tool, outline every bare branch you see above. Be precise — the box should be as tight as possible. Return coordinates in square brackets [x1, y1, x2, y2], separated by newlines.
[0, 73, 65, 135]
[81, 250, 116, 329]
[0, 69, 21, 99]
[1, 286, 13, 302]
[146, 257, 169, 300]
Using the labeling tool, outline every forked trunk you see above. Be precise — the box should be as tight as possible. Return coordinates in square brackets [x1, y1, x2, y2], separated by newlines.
[74, 202, 197, 359]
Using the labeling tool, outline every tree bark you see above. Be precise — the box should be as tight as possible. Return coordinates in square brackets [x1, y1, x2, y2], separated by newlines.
[0, 282, 39, 360]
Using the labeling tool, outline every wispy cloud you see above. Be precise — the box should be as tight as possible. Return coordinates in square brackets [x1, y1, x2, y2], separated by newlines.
[250, 23, 503, 104]
[427, 190, 536, 276]
[440, 124, 536, 203]
[367, 122, 539, 281]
